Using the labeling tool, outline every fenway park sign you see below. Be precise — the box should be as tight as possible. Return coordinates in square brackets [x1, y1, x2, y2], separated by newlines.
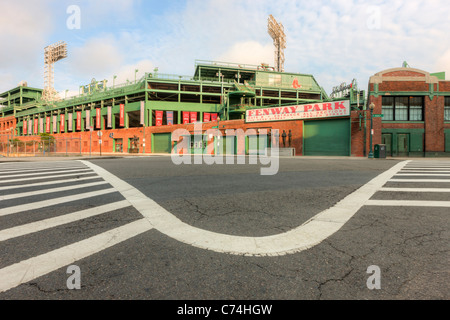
[246, 100, 350, 123]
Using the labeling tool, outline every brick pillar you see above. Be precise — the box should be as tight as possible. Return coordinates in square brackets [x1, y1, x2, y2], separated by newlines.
[425, 96, 445, 153]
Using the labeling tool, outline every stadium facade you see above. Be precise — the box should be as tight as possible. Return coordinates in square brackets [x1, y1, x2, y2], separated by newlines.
[1, 59, 449, 157]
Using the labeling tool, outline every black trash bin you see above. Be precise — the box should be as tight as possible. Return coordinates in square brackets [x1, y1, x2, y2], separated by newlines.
[374, 144, 386, 159]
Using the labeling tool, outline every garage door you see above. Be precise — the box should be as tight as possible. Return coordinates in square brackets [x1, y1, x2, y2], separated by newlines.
[304, 119, 350, 156]
[153, 133, 172, 154]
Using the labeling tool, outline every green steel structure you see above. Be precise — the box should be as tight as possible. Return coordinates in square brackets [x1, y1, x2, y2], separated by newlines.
[1, 60, 333, 136]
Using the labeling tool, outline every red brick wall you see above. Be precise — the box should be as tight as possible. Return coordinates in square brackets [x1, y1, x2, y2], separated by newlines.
[350, 110, 368, 157]
[0, 116, 16, 134]
[379, 81, 429, 92]
[12, 120, 305, 155]
[382, 70, 425, 77]
[440, 81, 450, 91]
[369, 72, 450, 154]
[425, 96, 445, 152]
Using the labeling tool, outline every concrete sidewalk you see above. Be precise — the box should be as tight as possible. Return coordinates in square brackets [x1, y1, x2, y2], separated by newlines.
[0, 153, 171, 162]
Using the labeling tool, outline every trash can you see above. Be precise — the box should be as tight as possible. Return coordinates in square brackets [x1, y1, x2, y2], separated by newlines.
[374, 144, 386, 159]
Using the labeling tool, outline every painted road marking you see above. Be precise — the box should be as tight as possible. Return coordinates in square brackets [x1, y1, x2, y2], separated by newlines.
[399, 170, 450, 173]
[380, 187, 450, 192]
[0, 172, 96, 185]
[393, 173, 450, 176]
[0, 176, 101, 192]
[0, 167, 93, 179]
[0, 219, 153, 293]
[0, 200, 131, 242]
[0, 166, 88, 175]
[366, 200, 450, 207]
[81, 160, 411, 257]
[0, 181, 109, 201]
[390, 179, 450, 183]
[4, 159, 447, 294]
[0, 188, 116, 217]
[371, 160, 450, 206]
[0, 169, 93, 183]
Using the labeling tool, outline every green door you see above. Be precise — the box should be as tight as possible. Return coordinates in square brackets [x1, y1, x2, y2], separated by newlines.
[304, 119, 350, 156]
[153, 133, 172, 154]
[220, 135, 236, 155]
[445, 132, 450, 152]
[247, 135, 268, 155]
[398, 134, 409, 157]
[190, 135, 205, 155]
[382, 133, 392, 157]
[114, 139, 123, 153]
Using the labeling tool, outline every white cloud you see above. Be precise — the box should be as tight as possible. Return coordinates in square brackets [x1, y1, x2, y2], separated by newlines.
[109, 59, 154, 86]
[2, 0, 450, 97]
[69, 36, 124, 79]
[435, 49, 450, 78]
[218, 41, 274, 67]
[0, 0, 53, 92]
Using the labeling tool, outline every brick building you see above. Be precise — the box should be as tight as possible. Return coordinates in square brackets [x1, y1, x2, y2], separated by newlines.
[367, 67, 450, 157]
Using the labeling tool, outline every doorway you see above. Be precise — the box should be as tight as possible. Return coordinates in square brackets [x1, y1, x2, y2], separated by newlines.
[114, 138, 123, 153]
[398, 134, 409, 157]
[381, 133, 392, 157]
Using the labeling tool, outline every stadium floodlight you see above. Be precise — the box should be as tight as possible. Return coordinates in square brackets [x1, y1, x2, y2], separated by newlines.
[268, 15, 286, 73]
[42, 41, 68, 102]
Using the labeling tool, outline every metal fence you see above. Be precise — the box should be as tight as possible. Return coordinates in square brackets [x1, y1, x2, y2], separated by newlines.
[0, 135, 82, 157]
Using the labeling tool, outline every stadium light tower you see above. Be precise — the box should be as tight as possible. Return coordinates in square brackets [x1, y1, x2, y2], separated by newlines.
[268, 15, 286, 73]
[42, 41, 68, 102]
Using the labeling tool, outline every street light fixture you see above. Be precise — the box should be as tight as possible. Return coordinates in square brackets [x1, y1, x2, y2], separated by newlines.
[368, 102, 375, 159]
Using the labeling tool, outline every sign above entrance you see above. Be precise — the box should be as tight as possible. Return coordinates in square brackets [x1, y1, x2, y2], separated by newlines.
[246, 100, 350, 123]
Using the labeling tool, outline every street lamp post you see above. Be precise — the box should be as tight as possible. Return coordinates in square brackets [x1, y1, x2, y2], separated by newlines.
[368, 102, 375, 159]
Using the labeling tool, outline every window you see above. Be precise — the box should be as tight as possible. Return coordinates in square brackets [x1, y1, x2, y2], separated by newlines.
[410, 97, 424, 121]
[382, 97, 394, 121]
[445, 97, 450, 121]
[381, 96, 423, 121]
[395, 97, 408, 121]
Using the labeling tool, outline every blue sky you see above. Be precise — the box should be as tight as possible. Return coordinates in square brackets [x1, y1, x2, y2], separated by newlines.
[1, 0, 449, 97]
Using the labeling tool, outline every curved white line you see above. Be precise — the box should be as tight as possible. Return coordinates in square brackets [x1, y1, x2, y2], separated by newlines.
[81, 160, 409, 256]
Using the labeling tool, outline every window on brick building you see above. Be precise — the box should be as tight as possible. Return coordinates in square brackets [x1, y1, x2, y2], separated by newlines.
[381, 96, 423, 121]
[410, 97, 424, 121]
[395, 97, 409, 121]
[445, 97, 450, 121]
[382, 97, 394, 120]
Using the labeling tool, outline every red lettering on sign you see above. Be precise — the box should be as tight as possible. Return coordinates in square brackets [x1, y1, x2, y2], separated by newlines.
[304, 105, 313, 112]
[323, 103, 333, 110]
[264, 109, 270, 115]
[334, 101, 346, 110]
[272, 108, 283, 115]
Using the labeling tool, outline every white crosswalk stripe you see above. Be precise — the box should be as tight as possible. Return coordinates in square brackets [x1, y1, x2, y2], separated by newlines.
[0, 160, 149, 293]
[0, 181, 109, 201]
[0, 170, 95, 184]
[0, 188, 116, 217]
[0, 167, 91, 179]
[366, 160, 450, 208]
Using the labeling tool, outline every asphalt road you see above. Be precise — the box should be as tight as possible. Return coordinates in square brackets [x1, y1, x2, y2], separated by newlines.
[0, 156, 448, 304]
